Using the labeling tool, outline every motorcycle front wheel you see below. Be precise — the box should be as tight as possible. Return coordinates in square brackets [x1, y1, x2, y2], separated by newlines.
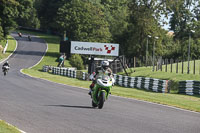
[98, 91, 105, 109]
[92, 101, 97, 108]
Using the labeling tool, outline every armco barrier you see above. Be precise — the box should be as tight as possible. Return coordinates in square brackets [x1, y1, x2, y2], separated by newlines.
[179, 80, 200, 95]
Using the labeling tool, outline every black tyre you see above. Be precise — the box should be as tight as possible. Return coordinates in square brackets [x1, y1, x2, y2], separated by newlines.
[98, 91, 105, 109]
[4, 71, 6, 76]
[92, 101, 97, 108]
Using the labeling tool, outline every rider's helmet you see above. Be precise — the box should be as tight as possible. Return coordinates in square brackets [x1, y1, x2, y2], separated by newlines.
[101, 60, 109, 71]
[6, 61, 9, 64]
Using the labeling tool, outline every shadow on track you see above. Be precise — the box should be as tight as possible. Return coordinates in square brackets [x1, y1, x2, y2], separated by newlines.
[45, 105, 95, 109]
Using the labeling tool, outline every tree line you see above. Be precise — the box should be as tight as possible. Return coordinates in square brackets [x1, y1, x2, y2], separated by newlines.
[1, 0, 200, 60]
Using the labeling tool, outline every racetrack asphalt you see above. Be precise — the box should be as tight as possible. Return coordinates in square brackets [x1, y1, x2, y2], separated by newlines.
[0, 33, 200, 133]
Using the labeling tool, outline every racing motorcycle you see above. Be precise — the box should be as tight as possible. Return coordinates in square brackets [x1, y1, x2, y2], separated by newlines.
[90, 73, 115, 109]
[18, 32, 22, 37]
[28, 35, 31, 41]
[2, 66, 10, 76]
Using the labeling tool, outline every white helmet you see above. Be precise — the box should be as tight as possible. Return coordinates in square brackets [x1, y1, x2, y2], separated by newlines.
[101, 60, 109, 70]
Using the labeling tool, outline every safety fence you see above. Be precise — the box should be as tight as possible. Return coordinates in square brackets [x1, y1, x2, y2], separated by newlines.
[42, 65, 200, 95]
[179, 80, 200, 95]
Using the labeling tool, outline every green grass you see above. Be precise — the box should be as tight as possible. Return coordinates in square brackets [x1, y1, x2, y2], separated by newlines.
[0, 36, 16, 61]
[0, 120, 20, 133]
[124, 66, 200, 81]
[160, 60, 200, 75]
[21, 30, 200, 112]
[0, 40, 6, 48]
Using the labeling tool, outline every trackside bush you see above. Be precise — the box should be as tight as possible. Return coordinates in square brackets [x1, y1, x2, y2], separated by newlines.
[69, 54, 84, 70]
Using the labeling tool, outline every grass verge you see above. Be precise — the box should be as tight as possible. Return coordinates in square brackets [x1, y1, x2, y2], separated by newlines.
[0, 120, 21, 133]
[21, 30, 200, 112]
[0, 36, 16, 61]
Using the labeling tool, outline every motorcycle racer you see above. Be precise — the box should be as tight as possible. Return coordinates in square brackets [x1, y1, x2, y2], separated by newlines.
[88, 60, 113, 95]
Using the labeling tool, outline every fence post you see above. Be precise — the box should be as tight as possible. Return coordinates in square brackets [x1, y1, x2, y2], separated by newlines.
[114, 61, 116, 73]
[182, 60, 184, 74]
[194, 59, 195, 75]
[134, 57, 136, 68]
[170, 59, 173, 73]
[176, 59, 178, 73]
[156, 58, 158, 71]
[165, 59, 167, 72]
[199, 60, 200, 75]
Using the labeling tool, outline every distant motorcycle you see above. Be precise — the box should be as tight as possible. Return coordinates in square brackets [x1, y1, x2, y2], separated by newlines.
[18, 32, 22, 37]
[28, 36, 31, 41]
[2, 66, 10, 76]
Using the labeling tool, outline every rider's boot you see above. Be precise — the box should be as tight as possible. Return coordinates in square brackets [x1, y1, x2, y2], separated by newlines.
[88, 83, 94, 95]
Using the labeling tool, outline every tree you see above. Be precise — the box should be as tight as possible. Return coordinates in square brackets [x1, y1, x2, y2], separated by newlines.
[15, 0, 40, 29]
[122, 0, 167, 57]
[168, 0, 195, 40]
[100, 0, 129, 44]
[69, 54, 84, 70]
[37, 0, 65, 31]
[56, 0, 111, 42]
[0, 0, 39, 40]
[0, 0, 19, 39]
[0, 18, 4, 40]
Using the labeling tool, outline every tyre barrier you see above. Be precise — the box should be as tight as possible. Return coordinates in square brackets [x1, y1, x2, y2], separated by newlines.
[179, 80, 200, 95]
[43, 66, 200, 95]
[42, 65, 53, 72]
[113, 74, 169, 93]
[44, 66, 87, 80]
[44, 66, 169, 93]
[76, 71, 89, 80]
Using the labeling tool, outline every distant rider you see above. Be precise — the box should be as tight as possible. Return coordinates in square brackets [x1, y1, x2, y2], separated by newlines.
[18, 32, 22, 37]
[2, 61, 10, 71]
[88, 60, 113, 95]
[28, 35, 31, 41]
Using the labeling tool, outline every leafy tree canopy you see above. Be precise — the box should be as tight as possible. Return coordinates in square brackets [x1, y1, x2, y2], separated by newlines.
[56, 0, 112, 43]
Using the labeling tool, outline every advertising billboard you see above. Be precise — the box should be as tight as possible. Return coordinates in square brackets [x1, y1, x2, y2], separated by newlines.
[71, 41, 119, 56]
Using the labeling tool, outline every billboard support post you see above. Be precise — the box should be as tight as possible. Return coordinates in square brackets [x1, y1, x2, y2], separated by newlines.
[113, 56, 128, 76]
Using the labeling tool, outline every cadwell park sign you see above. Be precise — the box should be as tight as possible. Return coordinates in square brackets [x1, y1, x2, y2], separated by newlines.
[71, 41, 119, 56]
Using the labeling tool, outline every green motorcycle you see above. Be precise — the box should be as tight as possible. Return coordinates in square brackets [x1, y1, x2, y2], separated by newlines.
[91, 74, 114, 109]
